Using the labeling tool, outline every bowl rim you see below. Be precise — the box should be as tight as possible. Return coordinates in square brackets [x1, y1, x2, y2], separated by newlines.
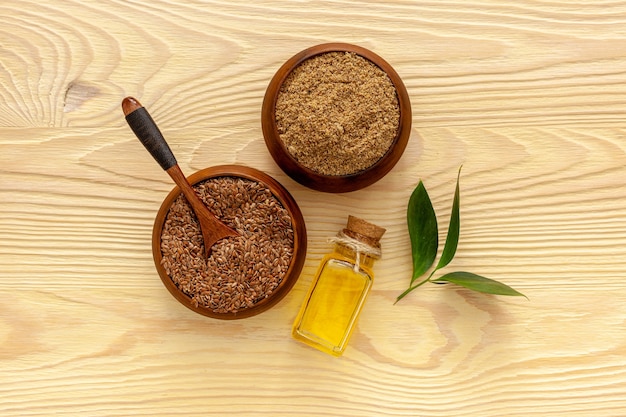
[261, 42, 412, 193]
[152, 164, 307, 320]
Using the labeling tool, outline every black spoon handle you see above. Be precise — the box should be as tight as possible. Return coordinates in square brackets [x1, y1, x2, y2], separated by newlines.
[122, 97, 177, 171]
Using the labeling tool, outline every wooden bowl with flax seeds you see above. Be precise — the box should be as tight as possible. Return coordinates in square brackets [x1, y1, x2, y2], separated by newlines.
[262, 43, 412, 193]
[153, 164, 307, 319]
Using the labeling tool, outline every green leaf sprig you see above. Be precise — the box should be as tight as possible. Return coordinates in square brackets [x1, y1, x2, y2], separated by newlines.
[396, 167, 526, 303]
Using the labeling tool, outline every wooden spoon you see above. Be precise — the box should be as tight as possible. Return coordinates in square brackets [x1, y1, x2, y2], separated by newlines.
[122, 96, 239, 257]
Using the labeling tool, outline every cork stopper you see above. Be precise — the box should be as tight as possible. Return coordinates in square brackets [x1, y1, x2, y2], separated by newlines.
[344, 215, 386, 247]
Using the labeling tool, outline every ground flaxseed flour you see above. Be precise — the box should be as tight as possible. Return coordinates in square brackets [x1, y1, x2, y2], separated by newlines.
[275, 51, 400, 176]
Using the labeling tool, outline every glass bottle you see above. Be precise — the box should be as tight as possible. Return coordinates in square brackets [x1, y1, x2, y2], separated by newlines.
[292, 216, 386, 356]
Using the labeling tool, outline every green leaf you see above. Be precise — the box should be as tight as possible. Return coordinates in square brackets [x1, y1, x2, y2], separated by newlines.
[433, 271, 527, 298]
[407, 181, 438, 283]
[434, 166, 462, 271]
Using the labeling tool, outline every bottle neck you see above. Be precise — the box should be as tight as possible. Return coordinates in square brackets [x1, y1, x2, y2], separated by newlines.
[332, 242, 378, 269]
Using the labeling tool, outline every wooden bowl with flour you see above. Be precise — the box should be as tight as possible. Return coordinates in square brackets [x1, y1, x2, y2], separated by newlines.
[261, 43, 412, 193]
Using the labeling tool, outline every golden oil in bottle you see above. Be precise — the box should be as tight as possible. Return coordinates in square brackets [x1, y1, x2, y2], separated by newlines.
[292, 216, 385, 356]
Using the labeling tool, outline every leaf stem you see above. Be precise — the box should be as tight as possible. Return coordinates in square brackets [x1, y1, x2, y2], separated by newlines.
[394, 275, 432, 304]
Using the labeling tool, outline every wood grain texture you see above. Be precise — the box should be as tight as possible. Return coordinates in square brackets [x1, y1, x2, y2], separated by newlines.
[1, 0, 626, 416]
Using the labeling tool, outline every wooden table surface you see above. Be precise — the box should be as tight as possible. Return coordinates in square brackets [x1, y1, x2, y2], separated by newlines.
[2, 1, 626, 416]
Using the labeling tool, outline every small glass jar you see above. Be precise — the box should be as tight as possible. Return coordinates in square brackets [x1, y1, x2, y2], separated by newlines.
[292, 216, 385, 356]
